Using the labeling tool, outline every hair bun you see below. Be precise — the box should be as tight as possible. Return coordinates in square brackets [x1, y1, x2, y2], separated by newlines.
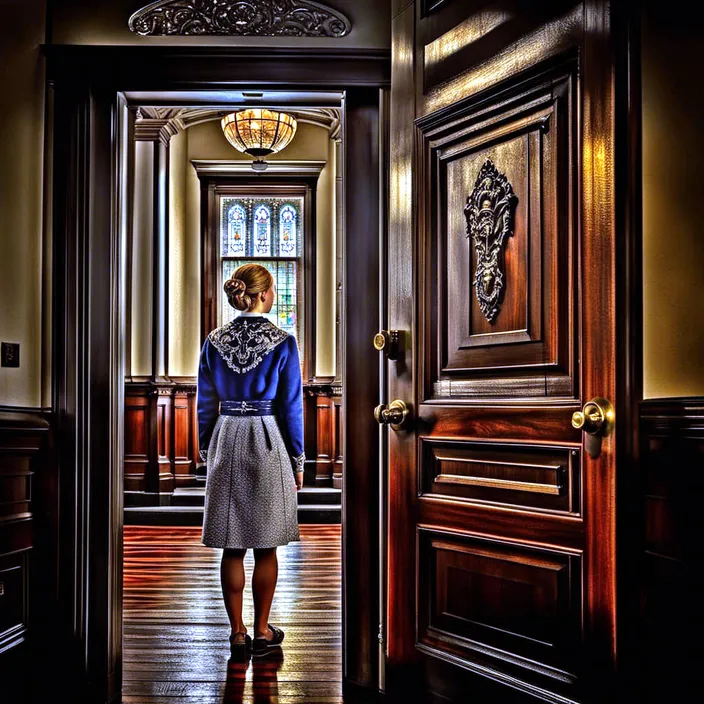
[225, 277, 246, 295]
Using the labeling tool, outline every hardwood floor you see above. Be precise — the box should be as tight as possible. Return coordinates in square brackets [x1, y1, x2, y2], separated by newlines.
[123, 525, 343, 703]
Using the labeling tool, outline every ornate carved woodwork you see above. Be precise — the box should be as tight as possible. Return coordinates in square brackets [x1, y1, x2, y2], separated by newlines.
[419, 70, 577, 400]
[128, 0, 352, 38]
[464, 160, 518, 323]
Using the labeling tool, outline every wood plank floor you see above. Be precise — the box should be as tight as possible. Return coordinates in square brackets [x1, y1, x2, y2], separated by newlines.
[123, 525, 343, 703]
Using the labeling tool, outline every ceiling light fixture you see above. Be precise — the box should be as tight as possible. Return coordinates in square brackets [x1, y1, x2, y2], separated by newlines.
[220, 108, 297, 171]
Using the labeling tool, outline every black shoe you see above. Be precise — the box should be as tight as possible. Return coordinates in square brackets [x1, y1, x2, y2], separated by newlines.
[251, 624, 284, 657]
[229, 632, 252, 660]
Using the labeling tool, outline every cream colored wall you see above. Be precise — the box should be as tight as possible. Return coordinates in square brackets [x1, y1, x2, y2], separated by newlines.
[0, 0, 47, 408]
[167, 120, 337, 378]
[131, 141, 155, 377]
[316, 137, 336, 377]
[642, 12, 704, 398]
[168, 129, 195, 377]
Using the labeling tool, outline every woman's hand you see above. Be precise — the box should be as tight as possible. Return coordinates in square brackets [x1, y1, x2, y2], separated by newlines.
[294, 471, 304, 491]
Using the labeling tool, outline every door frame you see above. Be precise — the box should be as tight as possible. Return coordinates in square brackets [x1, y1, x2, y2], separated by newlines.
[44, 45, 390, 703]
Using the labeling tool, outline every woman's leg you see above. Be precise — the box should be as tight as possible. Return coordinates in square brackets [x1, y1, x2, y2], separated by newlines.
[252, 547, 278, 639]
[221, 548, 248, 642]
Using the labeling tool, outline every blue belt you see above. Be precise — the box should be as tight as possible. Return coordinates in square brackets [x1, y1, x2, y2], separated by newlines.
[220, 399, 277, 416]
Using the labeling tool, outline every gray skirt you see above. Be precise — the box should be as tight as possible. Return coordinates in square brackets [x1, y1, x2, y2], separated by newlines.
[201, 414, 300, 549]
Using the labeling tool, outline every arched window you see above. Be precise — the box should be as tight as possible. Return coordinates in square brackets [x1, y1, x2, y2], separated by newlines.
[223, 203, 246, 255]
[279, 204, 298, 256]
[253, 204, 271, 257]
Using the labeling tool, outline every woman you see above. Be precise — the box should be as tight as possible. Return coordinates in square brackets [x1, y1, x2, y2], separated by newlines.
[196, 262, 305, 660]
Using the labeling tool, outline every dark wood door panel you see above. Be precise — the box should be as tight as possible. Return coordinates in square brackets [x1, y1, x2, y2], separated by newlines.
[417, 528, 582, 692]
[389, 1, 625, 701]
[419, 404, 582, 442]
[418, 501, 584, 551]
[0, 475, 32, 519]
[416, 1, 582, 116]
[420, 438, 580, 514]
[420, 67, 578, 400]
[0, 556, 27, 646]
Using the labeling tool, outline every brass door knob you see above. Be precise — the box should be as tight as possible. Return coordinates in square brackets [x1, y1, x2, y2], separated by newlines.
[571, 397, 614, 436]
[373, 330, 401, 359]
[374, 399, 409, 430]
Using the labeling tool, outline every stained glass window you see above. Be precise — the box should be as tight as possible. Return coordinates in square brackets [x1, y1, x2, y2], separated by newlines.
[223, 203, 246, 255]
[222, 259, 298, 338]
[253, 205, 272, 256]
[279, 204, 297, 256]
[219, 196, 304, 367]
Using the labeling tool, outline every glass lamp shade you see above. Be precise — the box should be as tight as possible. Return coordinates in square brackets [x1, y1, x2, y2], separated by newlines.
[221, 109, 298, 158]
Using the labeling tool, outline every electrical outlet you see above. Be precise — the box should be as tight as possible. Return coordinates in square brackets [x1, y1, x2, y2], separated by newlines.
[1, 342, 20, 367]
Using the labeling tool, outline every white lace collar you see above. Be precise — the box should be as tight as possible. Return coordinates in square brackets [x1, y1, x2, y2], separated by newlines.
[208, 317, 288, 374]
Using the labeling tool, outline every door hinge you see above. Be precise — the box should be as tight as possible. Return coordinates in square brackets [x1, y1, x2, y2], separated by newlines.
[378, 623, 385, 646]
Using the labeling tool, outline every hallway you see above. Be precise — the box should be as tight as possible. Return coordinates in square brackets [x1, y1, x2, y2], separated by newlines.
[123, 525, 342, 703]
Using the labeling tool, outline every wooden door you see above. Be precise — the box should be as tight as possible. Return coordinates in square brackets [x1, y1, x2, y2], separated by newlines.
[386, 1, 630, 701]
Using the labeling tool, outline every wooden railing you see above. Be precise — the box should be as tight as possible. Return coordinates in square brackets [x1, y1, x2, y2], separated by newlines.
[124, 378, 343, 504]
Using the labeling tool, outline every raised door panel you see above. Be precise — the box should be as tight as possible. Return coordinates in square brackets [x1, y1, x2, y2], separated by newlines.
[124, 395, 149, 492]
[421, 68, 577, 400]
[172, 390, 194, 486]
[420, 439, 580, 514]
[417, 529, 582, 689]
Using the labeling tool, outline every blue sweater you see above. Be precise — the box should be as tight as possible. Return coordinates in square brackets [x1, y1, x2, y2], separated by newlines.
[196, 313, 305, 472]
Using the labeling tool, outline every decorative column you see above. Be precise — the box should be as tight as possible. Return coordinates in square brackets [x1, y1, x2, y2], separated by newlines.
[333, 134, 344, 491]
[124, 113, 178, 505]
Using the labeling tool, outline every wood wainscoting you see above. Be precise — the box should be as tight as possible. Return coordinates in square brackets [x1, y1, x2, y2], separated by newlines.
[124, 379, 200, 506]
[638, 398, 704, 701]
[0, 410, 53, 697]
[125, 378, 344, 504]
[304, 378, 343, 488]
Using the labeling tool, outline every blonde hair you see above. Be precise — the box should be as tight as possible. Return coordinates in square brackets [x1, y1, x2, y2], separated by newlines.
[224, 263, 274, 312]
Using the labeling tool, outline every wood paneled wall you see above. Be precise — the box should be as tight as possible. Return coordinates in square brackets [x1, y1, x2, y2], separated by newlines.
[304, 380, 343, 488]
[638, 399, 704, 701]
[124, 381, 200, 502]
[0, 411, 51, 678]
[125, 379, 343, 500]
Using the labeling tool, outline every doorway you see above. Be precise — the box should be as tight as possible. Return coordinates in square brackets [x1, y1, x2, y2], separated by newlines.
[47, 43, 389, 702]
[121, 94, 349, 700]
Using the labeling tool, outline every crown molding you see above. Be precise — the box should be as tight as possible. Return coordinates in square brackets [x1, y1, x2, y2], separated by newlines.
[138, 106, 342, 140]
[191, 159, 326, 177]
